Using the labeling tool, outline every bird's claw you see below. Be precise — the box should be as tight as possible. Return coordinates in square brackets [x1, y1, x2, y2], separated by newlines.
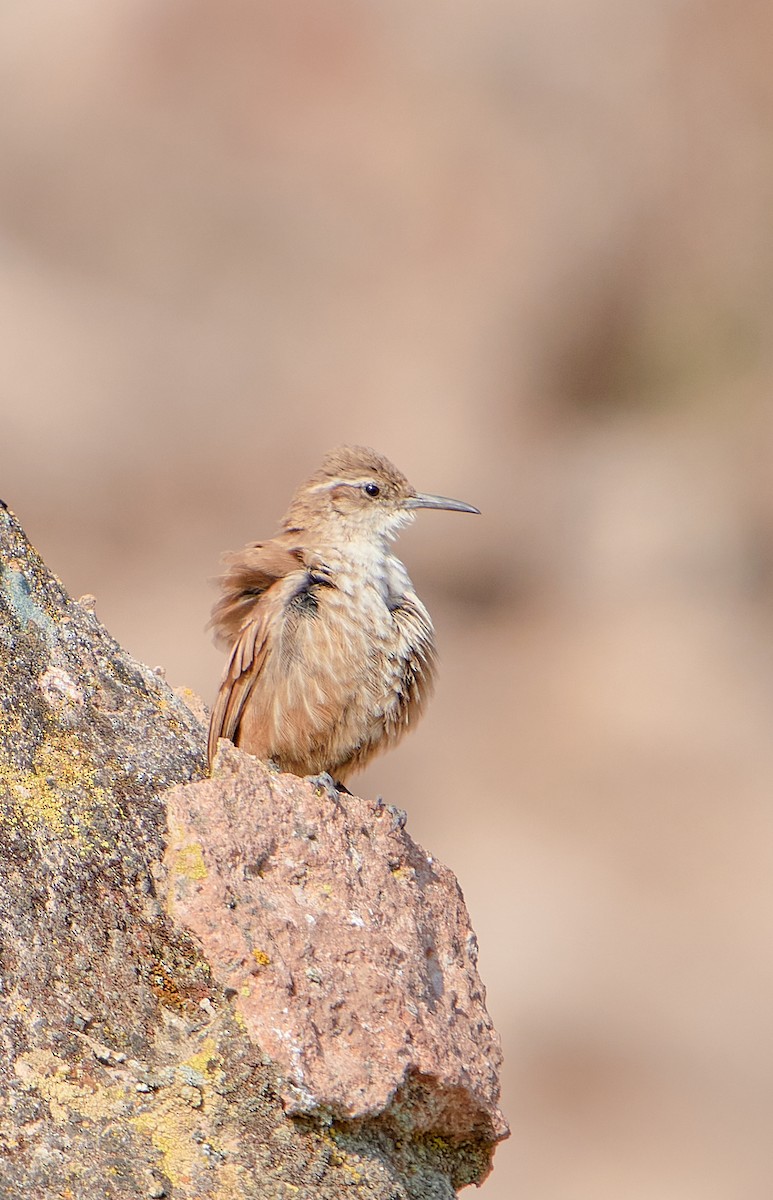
[306, 772, 346, 809]
[388, 805, 407, 831]
[375, 797, 407, 831]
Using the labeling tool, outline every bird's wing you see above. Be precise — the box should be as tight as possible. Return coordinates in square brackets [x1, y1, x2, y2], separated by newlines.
[209, 537, 307, 649]
[207, 537, 307, 768]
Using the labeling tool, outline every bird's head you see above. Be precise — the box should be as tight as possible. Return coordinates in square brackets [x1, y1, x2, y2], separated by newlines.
[283, 445, 479, 544]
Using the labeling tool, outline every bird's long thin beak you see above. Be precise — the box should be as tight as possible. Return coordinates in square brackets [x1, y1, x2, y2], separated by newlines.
[406, 492, 480, 515]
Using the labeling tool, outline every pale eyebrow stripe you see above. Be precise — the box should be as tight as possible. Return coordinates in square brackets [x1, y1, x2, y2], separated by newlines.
[307, 478, 368, 493]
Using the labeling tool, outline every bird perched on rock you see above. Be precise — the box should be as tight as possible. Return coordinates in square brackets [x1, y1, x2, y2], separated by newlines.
[208, 445, 479, 786]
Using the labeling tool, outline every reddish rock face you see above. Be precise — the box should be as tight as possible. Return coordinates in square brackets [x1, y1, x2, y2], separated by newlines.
[166, 742, 508, 1147]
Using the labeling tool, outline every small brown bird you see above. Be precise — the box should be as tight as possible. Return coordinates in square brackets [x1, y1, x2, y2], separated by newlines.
[208, 445, 479, 785]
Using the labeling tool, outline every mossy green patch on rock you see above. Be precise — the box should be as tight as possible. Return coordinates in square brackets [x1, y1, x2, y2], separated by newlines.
[1, 562, 56, 647]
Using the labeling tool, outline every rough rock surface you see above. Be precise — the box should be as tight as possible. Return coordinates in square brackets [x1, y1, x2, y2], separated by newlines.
[0, 500, 507, 1197]
[167, 744, 507, 1139]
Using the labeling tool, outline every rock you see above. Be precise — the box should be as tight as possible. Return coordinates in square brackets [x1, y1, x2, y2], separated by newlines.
[0, 502, 508, 1197]
[167, 744, 507, 1148]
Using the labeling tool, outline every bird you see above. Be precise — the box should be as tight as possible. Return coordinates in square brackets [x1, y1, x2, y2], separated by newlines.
[207, 445, 479, 787]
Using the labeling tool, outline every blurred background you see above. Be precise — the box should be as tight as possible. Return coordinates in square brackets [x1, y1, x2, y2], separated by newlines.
[2, 1, 773, 1195]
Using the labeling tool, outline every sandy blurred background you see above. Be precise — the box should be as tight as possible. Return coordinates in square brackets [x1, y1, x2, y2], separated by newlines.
[3, 1, 773, 1195]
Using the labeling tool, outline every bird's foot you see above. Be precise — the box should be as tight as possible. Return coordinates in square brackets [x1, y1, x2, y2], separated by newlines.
[375, 796, 407, 831]
[389, 806, 407, 831]
[306, 772, 347, 810]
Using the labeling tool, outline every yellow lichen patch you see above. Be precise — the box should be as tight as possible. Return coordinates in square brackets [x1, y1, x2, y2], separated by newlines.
[13, 1049, 127, 1126]
[183, 1038, 223, 1084]
[35, 730, 99, 794]
[322, 1129, 365, 1183]
[0, 730, 107, 842]
[252, 949, 271, 967]
[15, 1045, 253, 1196]
[131, 1068, 237, 1191]
[132, 1096, 202, 1188]
[4, 765, 65, 832]
[172, 842, 208, 882]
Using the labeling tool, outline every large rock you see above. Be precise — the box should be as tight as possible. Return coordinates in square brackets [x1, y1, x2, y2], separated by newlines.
[0, 500, 507, 1197]
[167, 744, 507, 1138]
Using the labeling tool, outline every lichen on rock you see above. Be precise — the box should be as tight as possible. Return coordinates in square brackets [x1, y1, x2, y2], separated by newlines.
[0, 502, 508, 1197]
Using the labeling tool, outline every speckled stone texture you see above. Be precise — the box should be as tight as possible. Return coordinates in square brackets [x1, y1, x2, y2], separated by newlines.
[167, 743, 508, 1148]
[0, 502, 507, 1197]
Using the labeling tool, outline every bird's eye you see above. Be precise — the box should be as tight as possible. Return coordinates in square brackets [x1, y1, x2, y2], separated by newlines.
[364, 482, 380, 497]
